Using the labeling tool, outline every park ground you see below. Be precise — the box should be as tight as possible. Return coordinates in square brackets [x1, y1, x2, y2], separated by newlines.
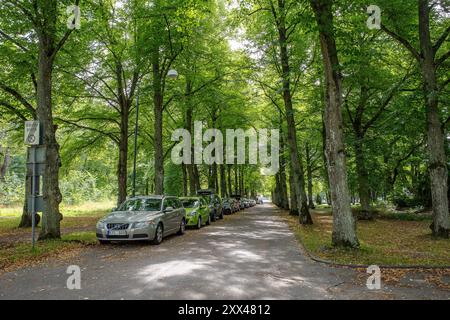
[0, 203, 448, 299]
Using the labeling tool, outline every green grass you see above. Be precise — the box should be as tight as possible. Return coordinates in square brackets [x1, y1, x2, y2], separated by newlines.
[284, 209, 450, 267]
[0, 202, 112, 273]
[0, 231, 97, 273]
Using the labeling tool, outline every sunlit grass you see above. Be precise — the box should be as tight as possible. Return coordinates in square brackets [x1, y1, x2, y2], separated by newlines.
[284, 209, 450, 267]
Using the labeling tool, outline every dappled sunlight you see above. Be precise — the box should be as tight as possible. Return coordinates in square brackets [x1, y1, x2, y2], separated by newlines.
[137, 259, 211, 284]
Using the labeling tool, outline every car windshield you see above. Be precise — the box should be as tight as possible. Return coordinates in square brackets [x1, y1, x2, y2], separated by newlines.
[182, 199, 199, 208]
[117, 199, 162, 212]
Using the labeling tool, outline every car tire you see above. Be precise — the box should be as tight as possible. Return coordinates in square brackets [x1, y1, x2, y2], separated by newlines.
[99, 240, 110, 245]
[206, 215, 211, 225]
[177, 218, 186, 235]
[151, 223, 164, 245]
[211, 211, 216, 222]
[219, 211, 224, 219]
[197, 216, 202, 229]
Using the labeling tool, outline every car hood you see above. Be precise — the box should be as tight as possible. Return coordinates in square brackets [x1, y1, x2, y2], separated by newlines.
[184, 207, 197, 214]
[101, 211, 161, 223]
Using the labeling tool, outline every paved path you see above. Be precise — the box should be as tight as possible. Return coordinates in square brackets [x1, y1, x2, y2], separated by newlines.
[0, 203, 448, 300]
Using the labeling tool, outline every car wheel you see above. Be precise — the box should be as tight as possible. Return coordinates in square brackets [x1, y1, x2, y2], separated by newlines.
[219, 211, 224, 219]
[151, 223, 164, 245]
[177, 218, 186, 235]
[206, 215, 211, 225]
[211, 212, 216, 222]
[197, 216, 202, 229]
[99, 240, 110, 245]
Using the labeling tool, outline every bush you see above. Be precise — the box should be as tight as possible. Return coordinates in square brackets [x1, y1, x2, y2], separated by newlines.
[0, 172, 23, 205]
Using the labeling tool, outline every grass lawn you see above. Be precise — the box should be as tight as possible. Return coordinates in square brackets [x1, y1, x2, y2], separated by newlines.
[0, 201, 112, 274]
[283, 208, 450, 267]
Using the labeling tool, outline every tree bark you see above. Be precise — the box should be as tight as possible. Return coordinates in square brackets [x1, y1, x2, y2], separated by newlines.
[274, 0, 312, 224]
[311, 0, 359, 247]
[354, 135, 373, 219]
[418, 0, 449, 237]
[305, 143, 315, 209]
[289, 164, 299, 214]
[153, 51, 164, 195]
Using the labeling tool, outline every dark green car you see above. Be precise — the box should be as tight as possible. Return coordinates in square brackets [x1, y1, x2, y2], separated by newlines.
[180, 197, 211, 229]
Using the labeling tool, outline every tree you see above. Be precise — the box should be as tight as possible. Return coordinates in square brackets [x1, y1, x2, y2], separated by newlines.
[310, 0, 359, 247]
[381, 0, 449, 237]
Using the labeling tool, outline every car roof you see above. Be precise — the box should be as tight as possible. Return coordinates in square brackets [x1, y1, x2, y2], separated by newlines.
[126, 195, 176, 200]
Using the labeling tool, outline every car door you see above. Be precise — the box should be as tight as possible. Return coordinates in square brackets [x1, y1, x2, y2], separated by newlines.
[162, 198, 175, 234]
[167, 198, 179, 233]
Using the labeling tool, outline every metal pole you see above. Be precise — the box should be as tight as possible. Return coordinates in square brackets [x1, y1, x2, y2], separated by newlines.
[132, 90, 139, 197]
[31, 147, 36, 249]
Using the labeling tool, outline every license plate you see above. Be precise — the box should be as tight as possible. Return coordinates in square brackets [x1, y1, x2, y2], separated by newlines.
[108, 230, 127, 236]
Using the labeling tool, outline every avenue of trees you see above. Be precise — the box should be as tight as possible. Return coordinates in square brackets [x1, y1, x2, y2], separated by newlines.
[0, 0, 449, 246]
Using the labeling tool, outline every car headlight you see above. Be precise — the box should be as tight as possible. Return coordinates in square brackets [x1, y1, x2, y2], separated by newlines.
[133, 221, 155, 229]
[96, 221, 105, 229]
[189, 211, 197, 217]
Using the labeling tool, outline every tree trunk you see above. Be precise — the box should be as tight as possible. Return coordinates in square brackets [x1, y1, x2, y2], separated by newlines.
[227, 164, 232, 196]
[311, 0, 359, 247]
[153, 51, 164, 195]
[305, 143, 315, 209]
[182, 163, 188, 196]
[275, 0, 312, 224]
[185, 79, 197, 195]
[220, 164, 227, 197]
[289, 164, 299, 215]
[354, 136, 373, 219]
[117, 103, 129, 206]
[418, 0, 449, 238]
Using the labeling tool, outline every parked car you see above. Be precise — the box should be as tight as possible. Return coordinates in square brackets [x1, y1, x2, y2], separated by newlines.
[231, 198, 240, 212]
[239, 199, 245, 209]
[256, 196, 264, 204]
[250, 199, 256, 206]
[96, 196, 186, 245]
[222, 198, 233, 215]
[198, 189, 223, 221]
[180, 197, 211, 229]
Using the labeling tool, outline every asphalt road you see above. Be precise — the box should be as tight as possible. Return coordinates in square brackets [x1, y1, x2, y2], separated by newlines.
[0, 203, 448, 300]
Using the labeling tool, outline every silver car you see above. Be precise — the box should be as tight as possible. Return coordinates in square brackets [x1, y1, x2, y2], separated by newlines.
[96, 196, 186, 245]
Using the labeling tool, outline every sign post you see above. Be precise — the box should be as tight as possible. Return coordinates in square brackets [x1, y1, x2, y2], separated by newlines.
[24, 121, 41, 249]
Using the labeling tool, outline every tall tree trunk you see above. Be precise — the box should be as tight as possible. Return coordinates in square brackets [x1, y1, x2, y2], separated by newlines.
[311, 0, 359, 247]
[305, 143, 315, 209]
[184, 79, 197, 195]
[182, 163, 188, 196]
[220, 164, 227, 197]
[234, 164, 238, 194]
[117, 103, 129, 206]
[227, 164, 232, 196]
[37, 31, 63, 240]
[289, 164, 299, 214]
[274, 0, 312, 224]
[152, 52, 164, 195]
[354, 135, 372, 219]
[418, 0, 449, 237]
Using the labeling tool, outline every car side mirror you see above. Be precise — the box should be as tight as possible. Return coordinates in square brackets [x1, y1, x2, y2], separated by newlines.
[164, 206, 174, 212]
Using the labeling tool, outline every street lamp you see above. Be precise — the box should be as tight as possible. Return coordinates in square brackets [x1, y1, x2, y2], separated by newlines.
[167, 69, 179, 80]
